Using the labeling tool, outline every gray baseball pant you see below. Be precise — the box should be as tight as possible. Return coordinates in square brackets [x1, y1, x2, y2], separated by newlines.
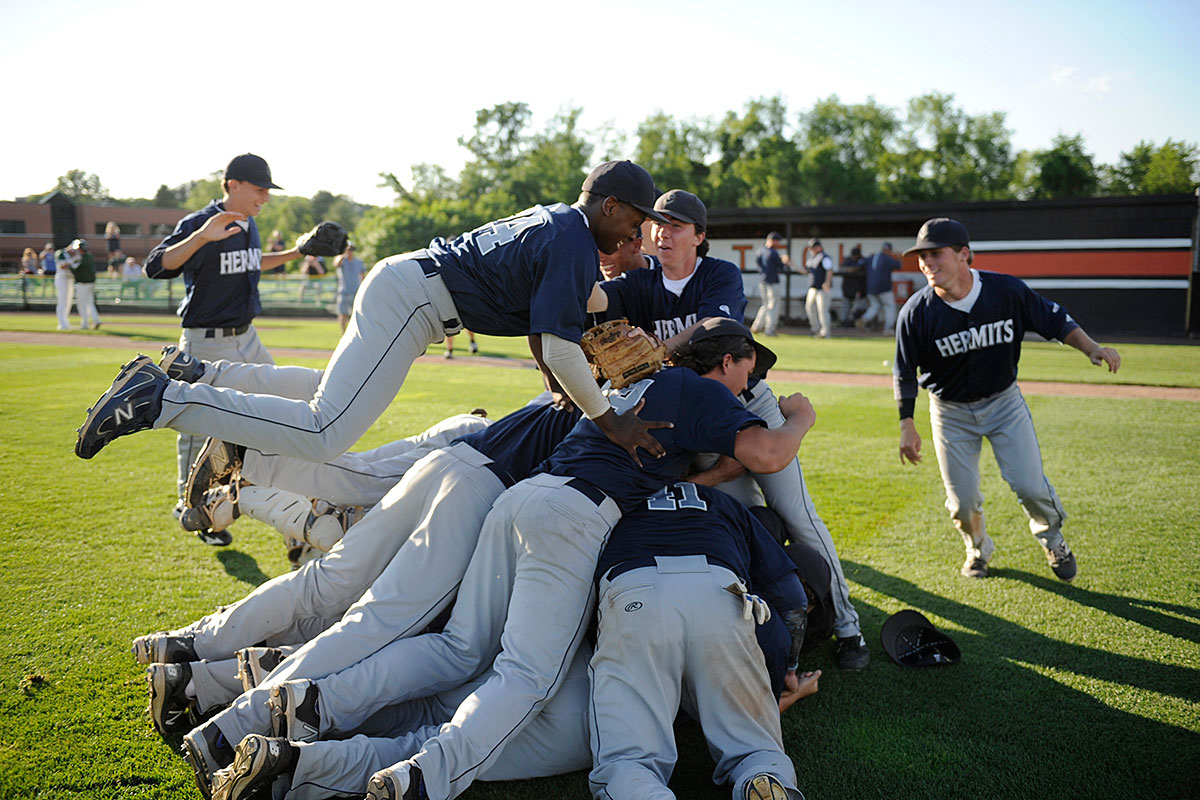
[930, 382, 1067, 558]
[156, 256, 461, 462]
[588, 558, 801, 800]
[717, 380, 861, 639]
[204, 443, 510, 745]
[282, 646, 592, 800]
[175, 326, 275, 504]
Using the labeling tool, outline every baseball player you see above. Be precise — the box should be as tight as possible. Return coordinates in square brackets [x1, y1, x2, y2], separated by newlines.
[803, 239, 833, 338]
[750, 232, 790, 337]
[77, 160, 671, 469]
[588, 482, 807, 800]
[594, 190, 871, 670]
[895, 217, 1121, 580]
[141, 154, 301, 518]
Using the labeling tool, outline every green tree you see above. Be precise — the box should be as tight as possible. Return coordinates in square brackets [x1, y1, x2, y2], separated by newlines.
[709, 96, 801, 207]
[796, 95, 900, 204]
[185, 172, 225, 211]
[1101, 140, 1155, 195]
[887, 92, 1014, 202]
[632, 111, 713, 197]
[1141, 140, 1199, 194]
[54, 169, 109, 202]
[1031, 134, 1098, 198]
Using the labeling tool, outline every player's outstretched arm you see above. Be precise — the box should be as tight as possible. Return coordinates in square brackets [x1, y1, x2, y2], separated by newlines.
[1063, 328, 1121, 373]
[899, 417, 922, 465]
[733, 392, 816, 474]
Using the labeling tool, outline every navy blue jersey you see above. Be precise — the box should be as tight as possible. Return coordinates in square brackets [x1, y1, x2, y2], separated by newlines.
[455, 401, 582, 483]
[866, 250, 900, 295]
[756, 246, 784, 285]
[596, 483, 798, 589]
[540, 367, 763, 513]
[144, 200, 263, 329]
[426, 204, 599, 342]
[806, 252, 831, 289]
[894, 270, 1079, 404]
[600, 254, 746, 342]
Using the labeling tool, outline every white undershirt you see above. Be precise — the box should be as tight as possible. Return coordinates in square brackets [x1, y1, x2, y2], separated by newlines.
[661, 257, 701, 297]
[943, 268, 981, 313]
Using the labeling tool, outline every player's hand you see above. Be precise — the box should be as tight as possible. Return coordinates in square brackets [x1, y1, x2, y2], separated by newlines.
[779, 669, 821, 713]
[197, 211, 248, 243]
[899, 418, 922, 464]
[594, 400, 671, 467]
[625, 326, 662, 349]
[778, 392, 816, 430]
[1089, 346, 1121, 373]
[550, 391, 576, 412]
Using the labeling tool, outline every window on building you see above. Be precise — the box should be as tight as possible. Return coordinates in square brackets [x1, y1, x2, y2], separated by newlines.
[0, 220, 27, 234]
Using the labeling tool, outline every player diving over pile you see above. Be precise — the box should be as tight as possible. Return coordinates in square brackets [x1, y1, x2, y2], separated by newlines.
[76, 160, 672, 469]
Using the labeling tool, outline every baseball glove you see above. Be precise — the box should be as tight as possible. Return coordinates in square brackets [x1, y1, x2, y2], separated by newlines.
[580, 318, 666, 389]
[296, 221, 349, 257]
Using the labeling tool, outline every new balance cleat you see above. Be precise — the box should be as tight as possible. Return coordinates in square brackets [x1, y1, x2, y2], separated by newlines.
[268, 679, 321, 743]
[148, 662, 197, 736]
[183, 722, 235, 800]
[132, 632, 197, 665]
[743, 773, 791, 800]
[211, 734, 295, 800]
[960, 534, 996, 579]
[366, 765, 424, 800]
[1044, 540, 1078, 582]
[185, 438, 245, 509]
[75, 355, 168, 458]
[159, 345, 206, 383]
[235, 646, 286, 692]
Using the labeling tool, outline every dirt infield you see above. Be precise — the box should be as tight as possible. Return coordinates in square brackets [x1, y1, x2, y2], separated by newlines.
[5, 329, 1197, 402]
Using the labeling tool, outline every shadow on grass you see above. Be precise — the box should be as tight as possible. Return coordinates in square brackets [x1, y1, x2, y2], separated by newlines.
[216, 550, 270, 585]
[996, 567, 1200, 643]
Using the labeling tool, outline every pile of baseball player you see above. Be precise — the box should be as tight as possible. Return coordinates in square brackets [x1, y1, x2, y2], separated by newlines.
[74, 158, 1121, 800]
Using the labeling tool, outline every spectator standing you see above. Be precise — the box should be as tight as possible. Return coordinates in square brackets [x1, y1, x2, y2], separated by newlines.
[20, 247, 39, 274]
[120, 256, 145, 300]
[334, 243, 365, 331]
[266, 230, 288, 275]
[862, 242, 902, 333]
[298, 254, 327, 303]
[803, 238, 833, 338]
[53, 244, 76, 330]
[105, 221, 122, 260]
[751, 232, 790, 337]
[39, 242, 56, 298]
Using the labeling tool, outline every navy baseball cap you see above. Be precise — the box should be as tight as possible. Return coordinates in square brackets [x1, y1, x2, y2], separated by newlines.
[904, 218, 970, 255]
[582, 161, 670, 223]
[654, 189, 707, 230]
[880, 610, 962, 667]
[225, 153, 283, 190]
[688, 317, 777, 379]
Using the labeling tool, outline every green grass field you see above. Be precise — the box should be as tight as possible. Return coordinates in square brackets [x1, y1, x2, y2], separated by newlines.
[0, 331, 1197, 799]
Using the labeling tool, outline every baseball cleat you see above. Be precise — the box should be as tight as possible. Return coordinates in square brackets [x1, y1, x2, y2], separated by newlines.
[183, 722, 235, 800]
[1044, 540, 1078, 582]
[235, 646, 286, 692]
[366, 764, 424, 800]
[159, 345, 206, 383]
[211, 734, 295, 800]
[268, 679, 321, 742]
[182, 483, 241, 532]
[147, 662, 197, 736]
[132, 632, 197, 665]
[960, 535, 995, 579]
[469, 341, 479, 354]
[834, 634, 870, 670]
[75, 354, 168, 459]
[185, 438, 246, 509]
[743, 772, 791, 800]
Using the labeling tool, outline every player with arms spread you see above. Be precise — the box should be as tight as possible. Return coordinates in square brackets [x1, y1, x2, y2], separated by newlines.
[895, 217, 1121, 581]
[76, 161, 670, 468]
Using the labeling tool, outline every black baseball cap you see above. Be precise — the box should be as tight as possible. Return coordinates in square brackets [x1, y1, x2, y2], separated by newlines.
[225, 153, 282, 190]
[807, 238, 822, 248]
[654, 189, 707, 230]
[767, 231, 785, 242]
[688, 317, 777, 379]
[582, 161, 669, 223]
[880, 610, 962, 667]
[904, 218, 970, 256]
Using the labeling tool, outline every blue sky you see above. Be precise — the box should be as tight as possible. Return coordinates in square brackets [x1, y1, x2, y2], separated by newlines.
[2, 0, 1196, 206]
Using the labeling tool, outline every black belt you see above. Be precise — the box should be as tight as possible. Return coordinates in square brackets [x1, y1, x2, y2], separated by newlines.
[414, 257, 462, 332]
[566, 477, 607, 507]
[607, 554, 739, 582]
[193, 323, 250, 338]
[483, 460, 516, 489]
